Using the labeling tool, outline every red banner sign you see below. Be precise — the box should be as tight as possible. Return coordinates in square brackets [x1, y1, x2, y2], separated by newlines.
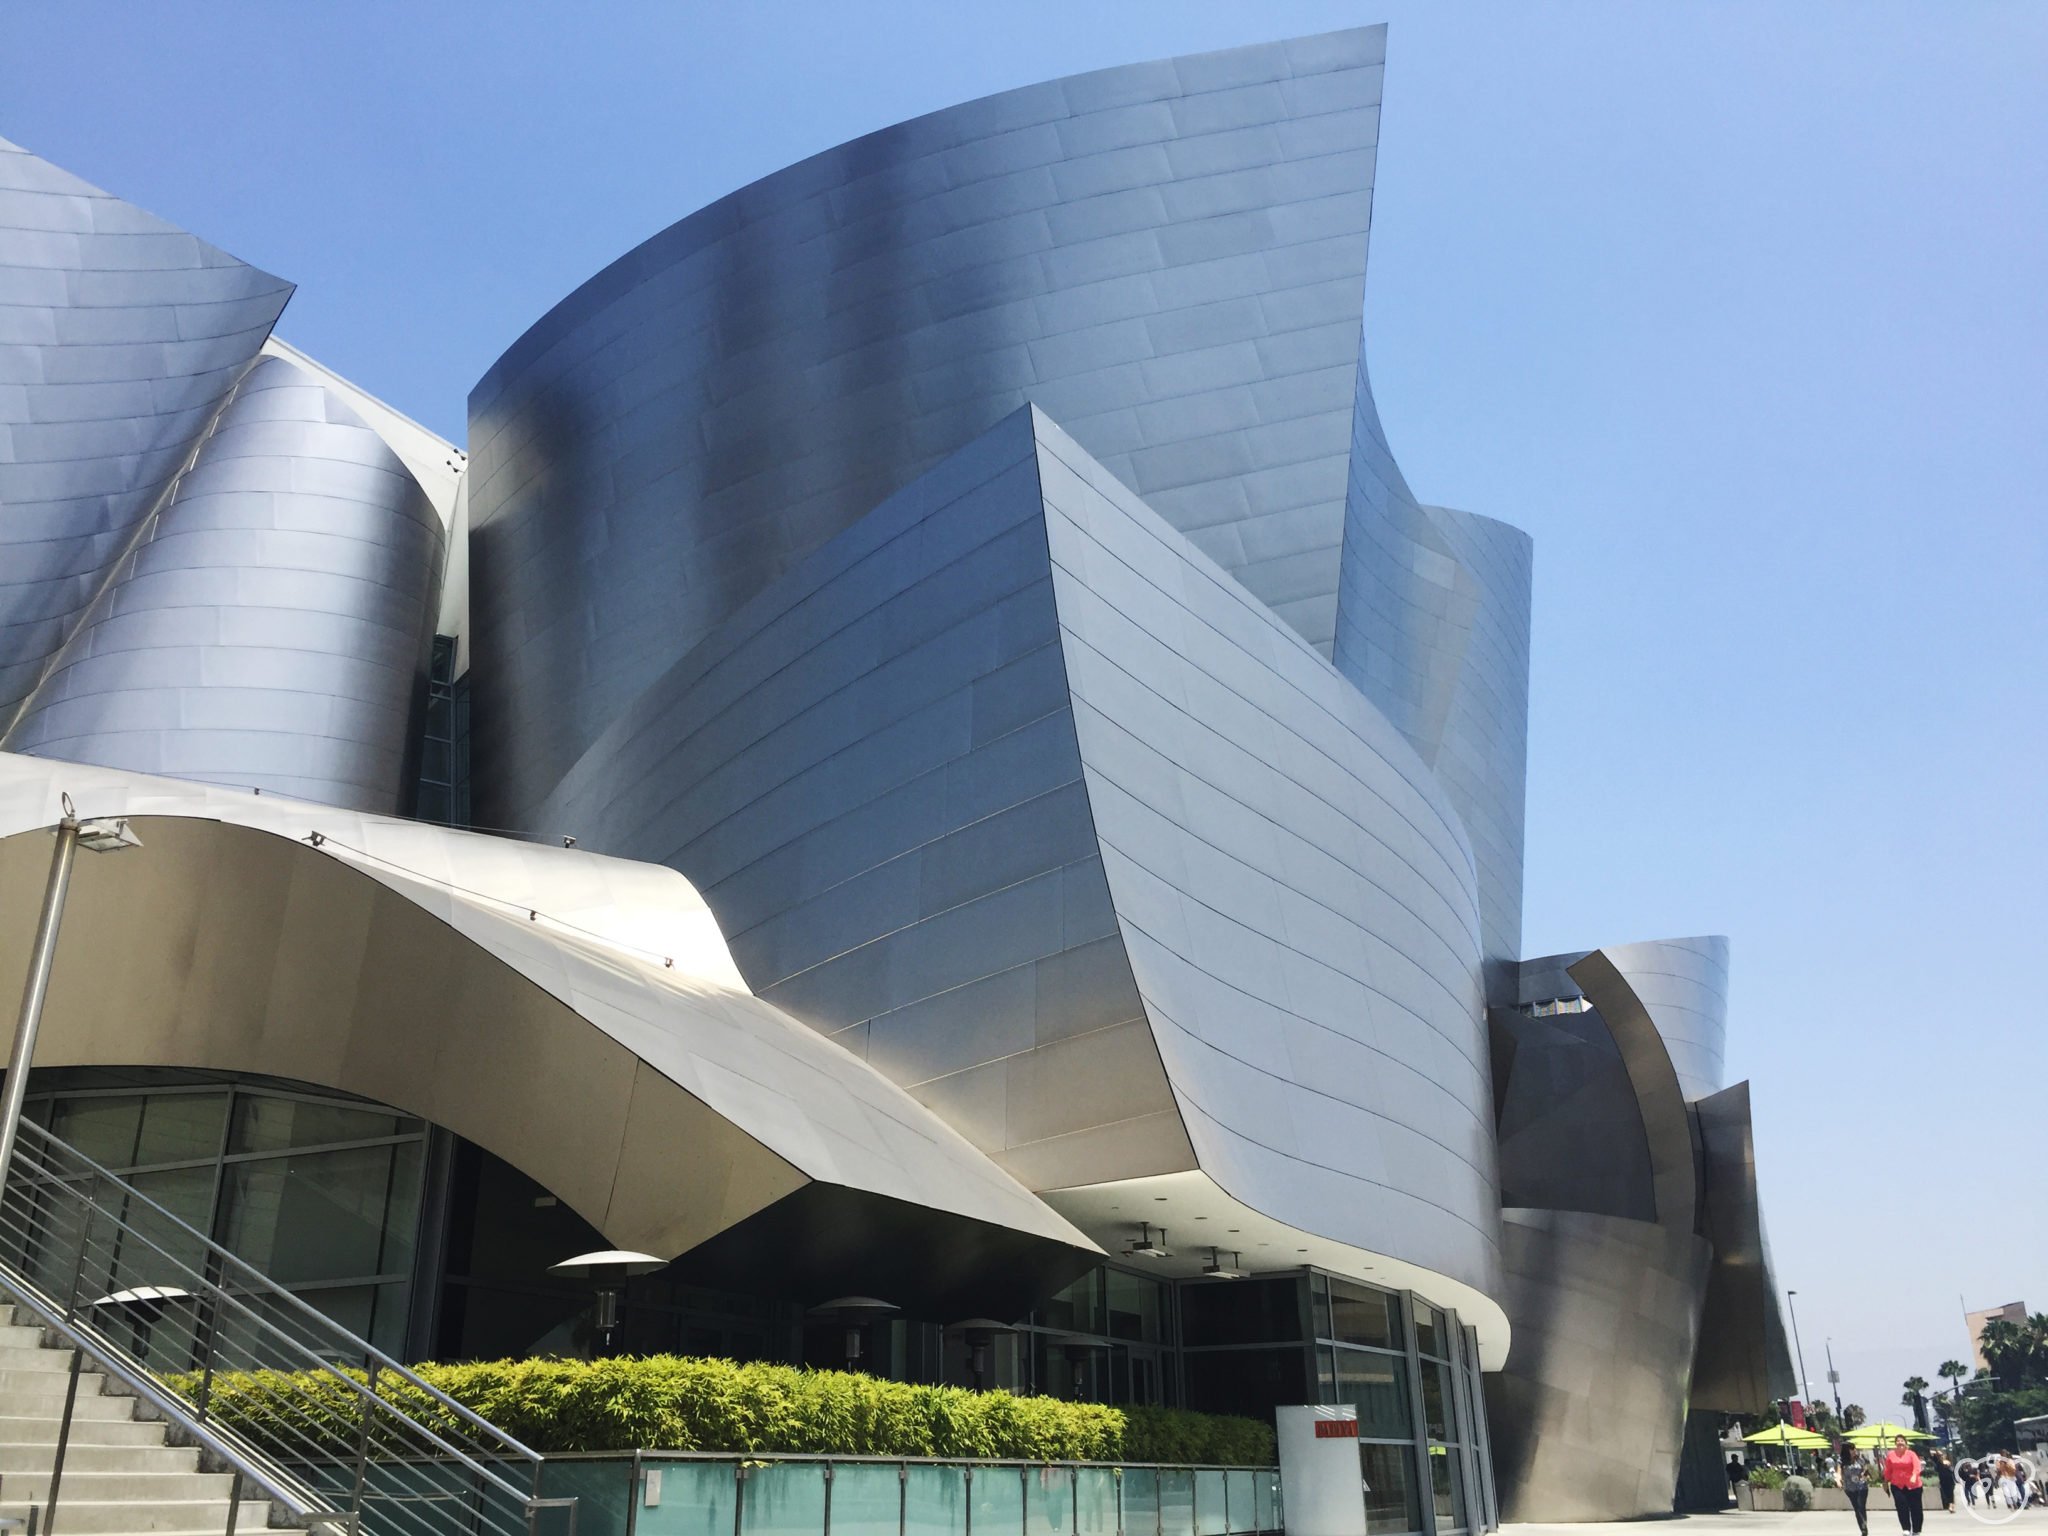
[1314, 1420, 1360, 1438]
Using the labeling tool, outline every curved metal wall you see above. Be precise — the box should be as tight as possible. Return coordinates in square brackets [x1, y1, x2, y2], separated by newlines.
[1332, 350, 1532, 990]
[466, 26, 1391, 828]
[534, 408, 1503, 1304]
[1600, 935, 1729, 1101]
[3, 355, 446, 812]
[0, 136, 294, 728]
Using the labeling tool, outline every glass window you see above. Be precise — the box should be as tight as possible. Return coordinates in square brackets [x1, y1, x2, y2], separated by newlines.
[135, 1094, 228, 1166]
[1327, 1280, 1400, 1351]
[231, 1095, 405, 1153]
[1416, 1304, 1446, 1360]
[1311, 1273, 1332, 1344]
[1180, 1276, 1303, 1346]
[50, 1097, 141, 1167]
[1036, 1269, 1104, 1336]
[1430, 1446, 1465, 1531]
[1421, 1360, 1450, 1443]
[1360, 1443, 1421, 1535]
[1106, 1267, 1164, 1342]
[220, 1141, 422, 1283]
[1334, 1349, 1411, 1440]
[1183, 1347, 1308, 1420]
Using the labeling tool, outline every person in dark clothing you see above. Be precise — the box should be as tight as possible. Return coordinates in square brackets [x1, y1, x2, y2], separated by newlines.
[1934, 1451, 1956, 1512]
[1844, 1454, 1872, 1535]
[1727, 1454, 1748, 1500]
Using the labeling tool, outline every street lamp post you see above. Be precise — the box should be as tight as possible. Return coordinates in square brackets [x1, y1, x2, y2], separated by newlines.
[0, 795, 142, 1192]
[1826, 1338, 1844, 1418]
[1787, 1289, 1814, 1416]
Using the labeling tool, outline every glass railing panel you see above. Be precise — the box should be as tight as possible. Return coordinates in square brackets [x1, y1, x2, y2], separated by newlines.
[1124, 1468, 1161, 1536]
[642, 1460, 741, 1536]
[1253, 1470, 1276, 1533]
[1160, 1469, 1195, 1536]
[832, 1462, 905, 1536]
[1075, 1467, 1118, 1536]
[1193, 1470, 1226, 1536]
[970, 1464, 1025, 1536]
[741, 1461, 826, 1536]
[1224, 1470, 1255, 1534]
[1025, 1464, 1074, 1536]
[538, 1458, 633, 1536]
[904, 1463, 969, 1536]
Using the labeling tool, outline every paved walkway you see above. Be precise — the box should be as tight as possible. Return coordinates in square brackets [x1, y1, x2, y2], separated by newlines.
[1505, 1508, 2048, 1536]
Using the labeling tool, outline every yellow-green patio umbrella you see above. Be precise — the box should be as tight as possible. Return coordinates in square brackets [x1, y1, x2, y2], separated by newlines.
[1745, 1425, 1831, 1449]
[1842, 1422, 1933, 1446]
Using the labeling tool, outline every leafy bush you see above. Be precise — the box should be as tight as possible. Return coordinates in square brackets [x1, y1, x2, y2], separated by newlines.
[172, 1356, 1275, 1463]
[1748, 1465, 1787, 1489]
[1782, 1475, 1813, 1511]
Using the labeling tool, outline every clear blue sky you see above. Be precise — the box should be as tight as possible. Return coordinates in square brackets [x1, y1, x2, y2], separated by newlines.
[7, 1, 2042, 1414]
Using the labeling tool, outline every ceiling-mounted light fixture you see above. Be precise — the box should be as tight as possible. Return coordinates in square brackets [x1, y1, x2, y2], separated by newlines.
[1202, 1247, 1246, 1280]
[1123, 1222, 1172, 1260]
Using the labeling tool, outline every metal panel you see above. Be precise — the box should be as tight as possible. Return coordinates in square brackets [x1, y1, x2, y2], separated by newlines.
[528, 406, 1504, 1311]
[1690, 1081, 1797, 1412]
[0, 136, 293, 729]
[0, 750, 1094, 1315]
[3, 355, 446, 811]
[1487, 1208, 1712, 1523]
[1599, 935, 1730, 1100]
[465, 27, 1392, 829]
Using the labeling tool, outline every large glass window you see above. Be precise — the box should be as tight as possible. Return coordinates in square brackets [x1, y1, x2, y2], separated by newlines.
[1180, 1276, 1302, 1346]
[1332, 1348, 1411, 1440]
[1361, 1443, 1421, 1535]
[1329, 1278, 1401, 1351]
[25, 1074, 427, 1355]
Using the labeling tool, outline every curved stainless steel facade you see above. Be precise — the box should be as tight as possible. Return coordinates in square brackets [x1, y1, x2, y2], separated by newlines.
[467, 26, 1391, 829]
[1488, 944, 1792, 1520]
[0, 137, 449, 815]
[531, 408, 1505, 1316]
[0, 135, 294, 727]
[1332, 348, 1532, 988]
[3, 354, 446, 811]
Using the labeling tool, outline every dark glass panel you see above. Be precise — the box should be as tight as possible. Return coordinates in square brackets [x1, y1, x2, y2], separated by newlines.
[1360, 1443, 1421, 1535]
[1106, 1267, 1163, 1342]
[230, 1095, 405, 1153]
[1180, 1276, 1304, 1346]
[1181, 1347, 1308, 1420]
[50, 1097, 141, 1167]
[1422, 1359, 1449, 1442]
[135, 1093, 228, 1166]
[1328, 1278, 1399, 1350]
[1334, 1348, 1411, 1439]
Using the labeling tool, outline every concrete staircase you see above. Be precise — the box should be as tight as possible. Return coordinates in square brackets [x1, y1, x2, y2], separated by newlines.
[0, 1305, 277, 1536]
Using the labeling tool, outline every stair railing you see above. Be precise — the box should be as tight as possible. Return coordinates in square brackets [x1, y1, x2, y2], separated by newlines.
[0, 1117, 572, 1536]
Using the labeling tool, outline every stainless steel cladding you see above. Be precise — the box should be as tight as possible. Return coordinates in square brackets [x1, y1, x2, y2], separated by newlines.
[1333, 346, 1532, 986]
[1488, 944, 1791, 1520]
[466, 26, 1394, 829]
[4, 355, 446, 811]
[0, 135, 293, 724]
[535, 407, 1504, 1304]
[0, 139, 449, 814]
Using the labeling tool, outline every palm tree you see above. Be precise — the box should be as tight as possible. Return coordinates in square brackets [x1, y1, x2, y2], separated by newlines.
[1980, 1319, 2025, 1386]
[1843, 1403, 1866, 1430]
[1902, 1375, 1930, 1430]
[2026, 1314, 2048, 1383]
[1939, 1358, 1968, 1407]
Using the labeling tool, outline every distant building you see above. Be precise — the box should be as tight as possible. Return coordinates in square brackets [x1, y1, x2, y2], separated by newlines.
[1967, 1301, 2028, 1372]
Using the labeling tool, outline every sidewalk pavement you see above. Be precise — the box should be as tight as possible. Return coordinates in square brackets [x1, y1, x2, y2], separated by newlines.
[1505, 1507, 2048, 1536]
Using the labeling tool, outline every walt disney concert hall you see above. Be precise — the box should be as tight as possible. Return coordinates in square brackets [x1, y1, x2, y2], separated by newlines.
[0, 24, 1791, 1529]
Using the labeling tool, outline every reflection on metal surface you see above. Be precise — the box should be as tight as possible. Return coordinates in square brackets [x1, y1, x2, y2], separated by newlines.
[466, 26, 1396, 830]
[529, 407, 1508, 1339]
[1489, 944, 1790, 1520]
[0, 136, 293, 728]
[3, 356, 447, 811]
[0, 752, 1096, 1315]
[1692, 1081, 1797, 1412]
[1488, 1208, 1713, 1523]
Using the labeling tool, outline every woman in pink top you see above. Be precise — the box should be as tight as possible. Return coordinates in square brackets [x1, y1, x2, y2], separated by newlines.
[1882, 1436, 1924, 1534]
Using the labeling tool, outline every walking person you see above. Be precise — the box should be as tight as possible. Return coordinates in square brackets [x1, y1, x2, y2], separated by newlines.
[1961, 1460, 1979, 1507]
[1844, 1453, 1872, 1536]
[1726, 1453, 1747, 1507]
[1934, 1450, 1956, 1512]
[1882, 1434, 1925, 1535]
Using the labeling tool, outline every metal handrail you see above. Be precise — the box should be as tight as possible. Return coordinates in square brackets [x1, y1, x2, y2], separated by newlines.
[0, 1118, 570, 1536]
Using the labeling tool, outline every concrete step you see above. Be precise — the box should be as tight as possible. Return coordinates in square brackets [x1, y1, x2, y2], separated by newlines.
[0, 1471, 243, 1504]
[0, 1346, 86, 1373]
[0, 1443, 198, 1473]
[0, 1498, 273, 1534]
[0, 1380, 137, 1420]
[0, 1418, 170, 1448]
[0, 1327, 51, 1352]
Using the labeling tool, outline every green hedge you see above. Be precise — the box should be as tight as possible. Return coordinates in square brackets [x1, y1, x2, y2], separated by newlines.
[173, 1355, 1275, 1464]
